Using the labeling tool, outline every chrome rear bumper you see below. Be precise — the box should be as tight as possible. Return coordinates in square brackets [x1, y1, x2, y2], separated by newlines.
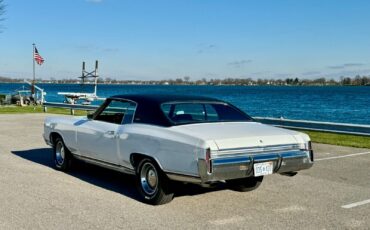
[198, 150, 313, 183]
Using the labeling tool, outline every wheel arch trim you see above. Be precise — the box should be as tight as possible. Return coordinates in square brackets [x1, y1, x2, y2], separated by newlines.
[49, 131, 64, 146]
[130, 153, 164, 172]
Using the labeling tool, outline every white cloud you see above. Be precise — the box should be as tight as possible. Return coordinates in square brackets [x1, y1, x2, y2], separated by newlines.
[228, 59, 252, 68]
[197, 44, 216, 54]
[327, 63, 364, 69]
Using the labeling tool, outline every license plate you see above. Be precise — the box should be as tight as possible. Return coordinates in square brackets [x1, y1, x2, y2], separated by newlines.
[253, 161, 273, 177]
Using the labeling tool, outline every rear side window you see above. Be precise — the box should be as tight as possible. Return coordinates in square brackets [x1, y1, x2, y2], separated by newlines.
[205, 104, 218, 121]
[161, 102, 252, 125]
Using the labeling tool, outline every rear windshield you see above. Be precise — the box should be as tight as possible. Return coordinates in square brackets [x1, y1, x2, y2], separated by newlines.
[161, 102, 252, 125]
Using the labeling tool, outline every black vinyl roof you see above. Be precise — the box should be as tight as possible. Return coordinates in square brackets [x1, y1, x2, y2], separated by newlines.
[110, 94, 224, 104]
[108, 94, 227, 127]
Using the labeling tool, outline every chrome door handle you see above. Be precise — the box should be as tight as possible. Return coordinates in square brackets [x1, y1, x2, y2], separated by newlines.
[104, 130, 116, 138]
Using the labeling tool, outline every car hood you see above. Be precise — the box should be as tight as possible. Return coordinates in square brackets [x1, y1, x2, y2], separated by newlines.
[169, 122, 306, 150]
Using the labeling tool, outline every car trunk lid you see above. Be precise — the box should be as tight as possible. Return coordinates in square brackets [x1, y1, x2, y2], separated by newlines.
[170, 122, 300, 151]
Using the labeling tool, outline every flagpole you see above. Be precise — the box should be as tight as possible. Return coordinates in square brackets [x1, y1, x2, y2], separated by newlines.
[32, 43, 35, 96]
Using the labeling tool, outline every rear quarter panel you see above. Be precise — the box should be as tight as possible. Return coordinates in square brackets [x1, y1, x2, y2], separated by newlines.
[118, 124, 206, 176]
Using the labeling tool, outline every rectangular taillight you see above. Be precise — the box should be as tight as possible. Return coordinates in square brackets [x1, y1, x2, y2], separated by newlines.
[205, 148, 212, 173]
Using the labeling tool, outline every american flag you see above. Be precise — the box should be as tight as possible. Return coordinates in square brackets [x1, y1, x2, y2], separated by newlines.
[34, 47, 44, 65]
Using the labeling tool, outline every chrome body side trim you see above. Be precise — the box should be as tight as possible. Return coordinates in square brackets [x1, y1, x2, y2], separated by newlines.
[72, 154, 136, 175]
[165, 172, 202, 183]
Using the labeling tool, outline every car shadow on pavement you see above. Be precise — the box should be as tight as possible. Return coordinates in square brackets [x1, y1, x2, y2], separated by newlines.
[12, 148, 141, 201]
[12, 148, 229, 202]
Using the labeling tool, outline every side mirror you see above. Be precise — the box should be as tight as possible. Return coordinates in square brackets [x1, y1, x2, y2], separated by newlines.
[87, 114, 94, 120]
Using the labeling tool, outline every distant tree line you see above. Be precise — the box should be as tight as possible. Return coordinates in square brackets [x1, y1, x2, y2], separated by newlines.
[1, 75, 370, 86]
[0, 76, 22, 82]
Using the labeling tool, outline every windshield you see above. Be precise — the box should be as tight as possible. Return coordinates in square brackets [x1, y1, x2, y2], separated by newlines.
[161, 102, 253, 125]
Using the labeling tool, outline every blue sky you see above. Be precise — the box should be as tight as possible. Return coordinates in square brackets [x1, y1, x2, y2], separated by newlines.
[1, 0, 370, 80]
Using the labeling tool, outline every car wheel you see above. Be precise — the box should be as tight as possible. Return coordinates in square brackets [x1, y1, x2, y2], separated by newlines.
[136, 158, 174, 205]
[53, 137, 72, 171]
[226, 176, 263, 192]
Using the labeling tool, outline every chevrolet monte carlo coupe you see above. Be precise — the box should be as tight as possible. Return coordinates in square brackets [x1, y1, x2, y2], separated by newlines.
[44, 94, 314, 205]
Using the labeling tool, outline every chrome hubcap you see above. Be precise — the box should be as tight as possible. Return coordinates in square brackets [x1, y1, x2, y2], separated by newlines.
[147, 169, 157, 188]
[140, 162, 158, 195]
[55, 141, 65, 165]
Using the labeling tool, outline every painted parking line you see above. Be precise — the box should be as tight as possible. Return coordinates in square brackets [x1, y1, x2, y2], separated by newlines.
[315, 151, 370, 161]
[342, 199, 370, 209]
[209, 216, 245, 225]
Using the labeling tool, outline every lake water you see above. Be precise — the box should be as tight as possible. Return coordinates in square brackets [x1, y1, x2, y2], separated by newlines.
[0, 83, 369, 125]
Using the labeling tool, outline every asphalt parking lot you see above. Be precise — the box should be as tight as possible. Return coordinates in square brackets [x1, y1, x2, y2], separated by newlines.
[0, 114, 369, 229]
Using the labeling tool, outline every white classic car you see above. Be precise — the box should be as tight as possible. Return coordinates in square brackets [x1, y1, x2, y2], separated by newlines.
[44, 94, 314, 205]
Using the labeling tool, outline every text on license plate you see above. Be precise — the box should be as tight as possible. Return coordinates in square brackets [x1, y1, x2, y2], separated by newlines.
[253, 161, 273, 177]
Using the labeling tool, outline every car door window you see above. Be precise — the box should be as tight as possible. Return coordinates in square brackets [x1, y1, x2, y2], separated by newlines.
[94, 99, 137, 124]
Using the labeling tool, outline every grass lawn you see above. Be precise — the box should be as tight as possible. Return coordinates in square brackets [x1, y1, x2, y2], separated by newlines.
[0, 105, 88, 116]
[0, 105, 369, 149]
[297, 130, 370, 149]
